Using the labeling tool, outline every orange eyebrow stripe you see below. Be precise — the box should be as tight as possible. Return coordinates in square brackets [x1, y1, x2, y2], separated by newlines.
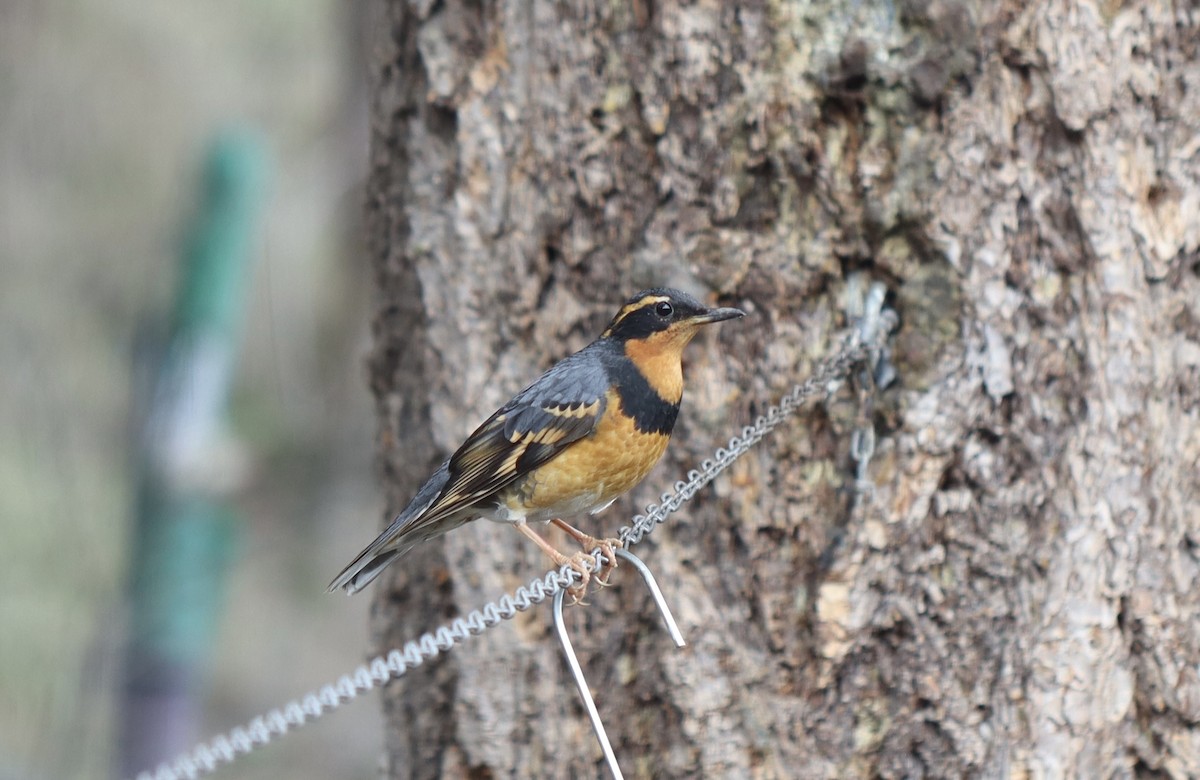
[602, 295, 671, 337]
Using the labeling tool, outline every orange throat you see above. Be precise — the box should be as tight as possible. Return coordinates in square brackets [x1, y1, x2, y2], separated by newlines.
[622, 327, 697, 404]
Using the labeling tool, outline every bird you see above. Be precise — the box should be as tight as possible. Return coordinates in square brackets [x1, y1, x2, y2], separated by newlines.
[328, 287, 744, 597]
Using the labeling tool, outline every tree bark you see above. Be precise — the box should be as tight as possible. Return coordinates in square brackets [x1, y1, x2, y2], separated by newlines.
[363, 0, 1200, 777]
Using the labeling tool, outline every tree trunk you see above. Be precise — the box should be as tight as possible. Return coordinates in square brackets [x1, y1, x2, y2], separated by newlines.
[362, 0, 1200, 777]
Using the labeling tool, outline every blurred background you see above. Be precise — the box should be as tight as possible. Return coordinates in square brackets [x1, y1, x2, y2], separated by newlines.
[0, 1, 385, 777]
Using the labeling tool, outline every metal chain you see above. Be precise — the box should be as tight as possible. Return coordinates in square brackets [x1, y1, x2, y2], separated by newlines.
[617, 318, 892, 548]
[133, 310, 896, 780]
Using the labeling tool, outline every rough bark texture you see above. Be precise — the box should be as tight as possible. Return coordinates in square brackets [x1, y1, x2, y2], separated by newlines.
[363, 1, 1200, 777]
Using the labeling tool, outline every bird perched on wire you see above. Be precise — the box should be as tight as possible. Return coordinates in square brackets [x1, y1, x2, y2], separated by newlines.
[328, 287, 744, 598]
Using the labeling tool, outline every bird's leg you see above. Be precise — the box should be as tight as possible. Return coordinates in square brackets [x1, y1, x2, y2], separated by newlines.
[515, 522, 593, 603]
[551, 519, 622, 587]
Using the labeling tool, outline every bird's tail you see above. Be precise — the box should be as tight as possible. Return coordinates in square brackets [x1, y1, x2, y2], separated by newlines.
[327, 544, 412, 595]
[327, 459, 452, 595]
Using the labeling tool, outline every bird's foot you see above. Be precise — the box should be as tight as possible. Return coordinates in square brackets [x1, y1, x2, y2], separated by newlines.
[591, 537, 623, 587]
[562, 550, 595, 605]
[551, 519, 622, 586]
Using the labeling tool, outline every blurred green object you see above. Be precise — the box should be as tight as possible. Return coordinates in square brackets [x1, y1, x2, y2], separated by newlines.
[121, 130, 268, 778]
[177, 133, 270, 340]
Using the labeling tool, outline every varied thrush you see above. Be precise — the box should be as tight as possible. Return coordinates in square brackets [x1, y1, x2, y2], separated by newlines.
[328, 288, 744, 597]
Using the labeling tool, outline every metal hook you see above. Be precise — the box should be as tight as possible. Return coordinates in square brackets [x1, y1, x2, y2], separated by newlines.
[552, 547, 686, 780]
[844, 273, 897, 390]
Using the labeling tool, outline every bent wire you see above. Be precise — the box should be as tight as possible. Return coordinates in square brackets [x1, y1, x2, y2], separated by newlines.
[552, 547, 686, 780]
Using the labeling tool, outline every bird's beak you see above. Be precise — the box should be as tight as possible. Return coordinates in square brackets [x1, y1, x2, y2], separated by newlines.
[688, 306, 746, 325]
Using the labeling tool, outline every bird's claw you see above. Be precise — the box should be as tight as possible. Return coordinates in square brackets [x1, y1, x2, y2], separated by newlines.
[563, 550, 594, 605]
[592, 537, 623, 587]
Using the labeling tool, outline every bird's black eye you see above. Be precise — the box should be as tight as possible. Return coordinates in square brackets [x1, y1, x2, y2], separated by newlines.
[654, 301, 673, 318]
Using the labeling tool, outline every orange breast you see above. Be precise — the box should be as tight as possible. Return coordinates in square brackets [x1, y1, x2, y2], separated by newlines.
[511, 388, 670, 520]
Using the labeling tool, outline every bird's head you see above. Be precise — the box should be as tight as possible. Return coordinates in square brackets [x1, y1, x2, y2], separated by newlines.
[602, 288, 745, 344]
[602, 288, 744, 401]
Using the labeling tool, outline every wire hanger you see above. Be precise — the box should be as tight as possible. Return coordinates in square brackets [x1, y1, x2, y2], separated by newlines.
[552, 548, 686, 780]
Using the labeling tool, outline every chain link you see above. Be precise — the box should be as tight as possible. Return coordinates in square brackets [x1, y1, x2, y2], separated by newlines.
[134, 311, 895, 780]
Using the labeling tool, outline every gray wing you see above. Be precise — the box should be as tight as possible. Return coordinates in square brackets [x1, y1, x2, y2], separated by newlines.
[424, 348, 611, 521]
[328, 346, 611, 593]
